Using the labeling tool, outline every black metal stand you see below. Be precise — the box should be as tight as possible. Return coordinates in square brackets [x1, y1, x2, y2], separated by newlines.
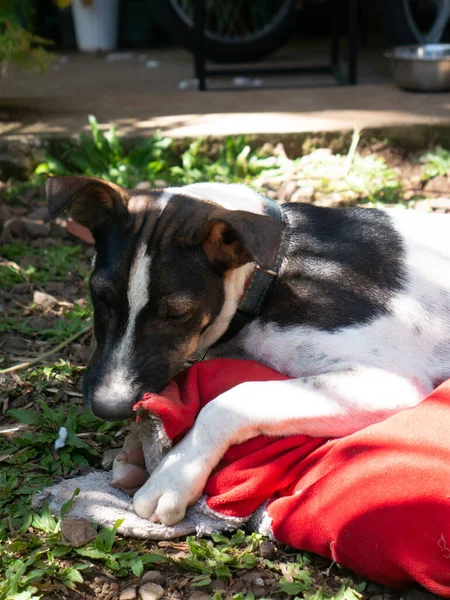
[193, 0, 359, 91]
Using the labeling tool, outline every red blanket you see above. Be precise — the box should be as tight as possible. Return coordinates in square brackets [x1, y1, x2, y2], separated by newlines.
[135, 358, 450, 596]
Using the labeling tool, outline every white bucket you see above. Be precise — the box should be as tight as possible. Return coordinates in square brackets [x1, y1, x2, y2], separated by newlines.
[72, 0, 119, 53]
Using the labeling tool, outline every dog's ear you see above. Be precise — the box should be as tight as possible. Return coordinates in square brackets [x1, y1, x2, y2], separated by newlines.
[195, 209, 284, 272]
[46, 176, 129, 231]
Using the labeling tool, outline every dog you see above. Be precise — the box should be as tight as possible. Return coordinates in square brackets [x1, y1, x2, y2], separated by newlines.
[47, 175, 450, 526]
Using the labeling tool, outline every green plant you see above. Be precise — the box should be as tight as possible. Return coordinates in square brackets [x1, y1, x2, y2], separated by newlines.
[421, 146, 450, 180]
[35, 116, 174, 189]
[34, 116, 405, 207]
[0, 1, 53, 76]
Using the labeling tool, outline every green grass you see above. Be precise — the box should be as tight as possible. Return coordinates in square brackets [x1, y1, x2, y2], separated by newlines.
[0, 243, 90, 288]
[421, 146, 450, 181]
[0, 391, 125, 599]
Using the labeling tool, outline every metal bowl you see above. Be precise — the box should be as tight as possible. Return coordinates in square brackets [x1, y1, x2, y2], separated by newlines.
[385, 44, 450, 92]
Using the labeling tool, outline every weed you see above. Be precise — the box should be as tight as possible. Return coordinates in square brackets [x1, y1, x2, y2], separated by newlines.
[34, 117, 298, 190]
[421, 146, 450, 180]
[34, 116, 174, 189]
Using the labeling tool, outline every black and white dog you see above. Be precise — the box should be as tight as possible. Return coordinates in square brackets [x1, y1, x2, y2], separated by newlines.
[47, 176, 450, 526]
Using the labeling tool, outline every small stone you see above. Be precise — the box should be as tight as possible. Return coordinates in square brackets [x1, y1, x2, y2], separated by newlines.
[33, 290, 58, 309]
[429, 197, 450, 212]
[138, 582, 164, 600]
[120, 587, 137, 600]
[70, 342, 91, 363]
[28, 316, 52, 330]
[0, 203, 12, 222]
[314, 193, 346, 208]
[141, 570, 166, 586]
[424, 175, 448, 194]
[11, 207, 28, 217]
[405, 590, 438, 600]
[0, 334, 29, 354]
[134, 181, 152, 191]
[23, 218, 50, 238]
[413, 199, 431, 212]
[60, 518, 97, 548]
[11, 283, 29, 293]
[31, 237, 59, 248]
[28, 206, 49, 221]
[240, 573, 261, 583]
[19, 186, 43, 204]
[367, 583, 384, 596]
[0, 217, 25, 243]
[208, 579, 226, 592]
[102, 448, 123, 470]
[78, 465, 96, 476]
[50, 220, 70, 239]
[154, 180, 167, 188]
[291, 185, 315, 204]
[278, 180, 298, 202]
[189, 593, 210, 600]
[259, 540, 276, 559]
[45, 282, 65, 294]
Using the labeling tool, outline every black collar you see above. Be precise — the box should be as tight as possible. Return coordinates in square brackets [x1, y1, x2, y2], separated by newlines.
[187, 195, 284, 364]
[211, 195, 284, 348]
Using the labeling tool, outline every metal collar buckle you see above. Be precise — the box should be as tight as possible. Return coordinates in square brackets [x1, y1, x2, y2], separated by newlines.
[186, 349, 209, 365]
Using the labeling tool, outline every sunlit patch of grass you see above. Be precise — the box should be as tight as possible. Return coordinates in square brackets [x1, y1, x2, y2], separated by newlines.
[420, 146, 450, 181]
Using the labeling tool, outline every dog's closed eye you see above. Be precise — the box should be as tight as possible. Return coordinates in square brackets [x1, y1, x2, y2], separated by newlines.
[165, 295, 197, 321]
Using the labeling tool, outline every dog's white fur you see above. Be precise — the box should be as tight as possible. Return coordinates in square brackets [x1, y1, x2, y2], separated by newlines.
[126, 184, 450, 525]
[94, 245, 151, 410]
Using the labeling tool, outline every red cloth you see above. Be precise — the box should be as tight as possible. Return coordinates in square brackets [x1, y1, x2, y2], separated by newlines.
[135, 358, 450, 596]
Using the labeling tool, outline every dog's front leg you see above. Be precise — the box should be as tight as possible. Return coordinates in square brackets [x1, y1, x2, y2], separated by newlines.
[133, 368, 429, 525]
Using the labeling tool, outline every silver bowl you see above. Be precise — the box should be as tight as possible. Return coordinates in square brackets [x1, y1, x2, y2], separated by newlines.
[385, 44, 450, 92]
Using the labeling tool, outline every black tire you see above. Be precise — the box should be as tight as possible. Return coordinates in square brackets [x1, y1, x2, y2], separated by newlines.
[379, 0, 448, 46]
[380, 0, 417, 45]
[150, 0, 298, 64]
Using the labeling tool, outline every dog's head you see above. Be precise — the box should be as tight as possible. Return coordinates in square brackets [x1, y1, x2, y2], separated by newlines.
[46, 176, 283, 420]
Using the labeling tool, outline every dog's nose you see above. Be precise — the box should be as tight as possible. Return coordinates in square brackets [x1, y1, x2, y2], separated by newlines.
[90, 398, 135, 422]
[86, 368, 141, 421]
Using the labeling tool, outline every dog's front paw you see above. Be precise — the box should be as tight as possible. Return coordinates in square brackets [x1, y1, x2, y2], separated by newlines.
[133, 448, 208, 526]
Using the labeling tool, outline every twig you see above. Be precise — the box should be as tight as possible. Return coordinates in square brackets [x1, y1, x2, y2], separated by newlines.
[0, 324, 92, 375]
[344, 127, 361, 177]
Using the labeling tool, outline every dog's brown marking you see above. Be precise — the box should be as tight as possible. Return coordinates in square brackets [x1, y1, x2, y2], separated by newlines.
[194, 208, 283, 273]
